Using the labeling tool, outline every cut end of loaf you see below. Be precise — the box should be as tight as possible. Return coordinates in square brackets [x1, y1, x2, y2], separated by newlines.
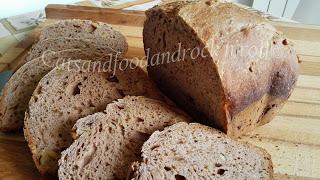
[131, 122, 274, 180]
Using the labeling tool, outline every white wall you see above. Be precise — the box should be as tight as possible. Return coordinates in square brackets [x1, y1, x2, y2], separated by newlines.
[0, 0, 79, 19]
[231, 0, 253, 6]
[292, 0, 320, 25]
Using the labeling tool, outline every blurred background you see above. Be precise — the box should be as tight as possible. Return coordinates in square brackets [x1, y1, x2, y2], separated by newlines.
[232, 0, 320, 25]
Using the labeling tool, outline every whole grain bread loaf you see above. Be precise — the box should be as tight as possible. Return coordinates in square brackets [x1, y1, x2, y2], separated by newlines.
[39, 19, 128, 53]
[58, 96, 190, 179]
[0, 49, 111, 132]
[24, 60, 164, 175]
[144, 0, 299, 136]
[131, 122, 274, 180]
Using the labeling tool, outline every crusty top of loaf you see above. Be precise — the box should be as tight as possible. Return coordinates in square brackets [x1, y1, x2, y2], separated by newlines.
[147, 0, 299, 116]
[40, 19, 113, 40]
[149, 0, 265, 50]
[131, 122, 273, 179]
[58, 96, 190, 179]
[39, 19, 128, 53]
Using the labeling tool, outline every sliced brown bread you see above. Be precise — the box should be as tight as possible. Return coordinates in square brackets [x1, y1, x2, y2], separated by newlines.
[0, 49, 111, 132]
[131, 122, 274, 179]
[24, 37, 125, 63]
[39, 19, 127, 54]
[144, 0, 299, 136]
[24, 60, 164, 175]
[58, 96, 190, 179]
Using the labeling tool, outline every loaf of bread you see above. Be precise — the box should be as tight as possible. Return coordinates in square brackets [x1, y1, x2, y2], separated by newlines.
[144, 0, 299, 136]
[130, 122, 274, 179]
[24, 60, 164, 175]
[58, 96, 190, 179]
[0, 49, 111, 132]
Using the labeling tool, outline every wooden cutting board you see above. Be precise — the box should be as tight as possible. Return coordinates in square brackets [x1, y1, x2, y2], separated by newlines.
[0, 4, 319, 180]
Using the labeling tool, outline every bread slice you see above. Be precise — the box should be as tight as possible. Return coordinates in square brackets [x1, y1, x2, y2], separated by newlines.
[39, 19, 127, 53]
[24, 60, 164, 175]
[0, 49, 111, 132]
[131, 122, 274, 179]
[24, 37, 125, 63]
[144, 0, 299, 136]
[58, 96, 190, 179]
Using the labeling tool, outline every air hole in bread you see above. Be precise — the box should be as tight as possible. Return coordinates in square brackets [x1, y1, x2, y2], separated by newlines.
[116, 104, 124, 110]
[71, 83, 81, 96]
[108, 127, 112, 134]
[33, 96, 38, 103]
[150, 145, 160, 151]
[215, 163, 222, 167]
[217, 169, 226, 175]
[249, 66, 253, 72]
[90, 24, 97, 33]
[175, 174, 186, 180]
[164, 166, 171, 171]
[136, 117, 144, 122]
[98, 123, 103, 132]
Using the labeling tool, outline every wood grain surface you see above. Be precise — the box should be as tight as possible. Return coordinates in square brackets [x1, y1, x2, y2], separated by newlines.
[0, 5, 319, 180]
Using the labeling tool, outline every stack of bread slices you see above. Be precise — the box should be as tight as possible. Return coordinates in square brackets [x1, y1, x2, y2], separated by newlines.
[0, 0, 299, 179]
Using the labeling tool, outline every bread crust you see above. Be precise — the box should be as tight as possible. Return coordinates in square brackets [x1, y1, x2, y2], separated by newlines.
[144, 0, 299, 136]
